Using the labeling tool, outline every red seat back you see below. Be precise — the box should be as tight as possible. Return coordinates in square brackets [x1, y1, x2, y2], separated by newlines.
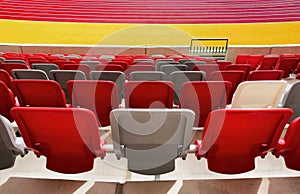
[180, 81, 232, 127]
[0, 81, 17, 122]
[67, 80, 119, 127]
[276, 117, 300, 171]
[124, 81, 174, 108]
[12, 80, 67, 107]
[196, 108, 292, 174]
[209, 71, 246, 103]
[247, 70, 284, 81]
[11, 107, 105, 173]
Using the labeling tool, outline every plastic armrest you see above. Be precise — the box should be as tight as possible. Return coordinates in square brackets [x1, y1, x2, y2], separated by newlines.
[195, 139, 203, 159]
[273, 138, 288, 157]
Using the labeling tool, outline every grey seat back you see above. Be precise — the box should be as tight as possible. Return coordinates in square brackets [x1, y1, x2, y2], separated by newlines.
[12, 69, 49, 80]
[130, 71, 166, 81]
[0, 116, 26, 170]
[110, 108, 195, 175]
[31, 63, 59, 78]
[283, 82, 300, 122]
[160, 65, 187, 80]
[50, 70, 86, 103]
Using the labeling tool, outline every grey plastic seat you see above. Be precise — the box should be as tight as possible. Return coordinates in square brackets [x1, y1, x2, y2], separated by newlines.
[31, 63, 59, 78]
[49, 70, 86, 103]
[183, 61, 206, 70]
[0, 115, 26, 170]
[11, 69, 49, 80]
[130, 71, 166, 81]
[110, 108, 195, 175]
[80, 61, 101, 70]
[89, 71, 125, 104]
[170, 71, 206, 105]
[156, 60, 177, 71]
[282, 82, 300, 122]
[160, 65, 187, 80]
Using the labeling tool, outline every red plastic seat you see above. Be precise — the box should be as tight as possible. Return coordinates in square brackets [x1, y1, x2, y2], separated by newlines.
[0, 69, 14, 91]
[224, 64, 251, 80]
[12, 80, 67, 107]
[124, 81, 174, 108]
[62, 64, 91, 79]
[67, 80, 119, 127]
[0, 81, 17, 122]
[195, 108, 292, 174]
[11, 107, 106, 174]
[275, 117, 300, 171]
[274, 57, 299, 78]
[180, 81, 232, 127]
[94, 64, 124, 72]
[247, 70, 284, 81]
[245, 54, 264, 70]
[193, 64, 220, 80]
[1, 63, 29, 76]
[235, 54, 250, 64]
[209, 71, 246, 104]
[257, 55, 279, 70]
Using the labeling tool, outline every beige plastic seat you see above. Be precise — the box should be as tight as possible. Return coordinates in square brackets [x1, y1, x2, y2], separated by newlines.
[110, 108, 195, 175]
[231, 81, 287, 108]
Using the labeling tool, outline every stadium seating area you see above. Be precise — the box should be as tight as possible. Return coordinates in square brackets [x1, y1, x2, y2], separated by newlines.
[0, 51, 300, 179]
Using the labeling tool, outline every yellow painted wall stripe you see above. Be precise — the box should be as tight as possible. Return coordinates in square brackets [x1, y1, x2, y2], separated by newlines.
[0, 19, 300, 46]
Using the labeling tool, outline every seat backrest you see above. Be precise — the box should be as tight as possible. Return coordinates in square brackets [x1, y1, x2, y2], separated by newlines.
[0, 115, 26, 170]
[282, 81, 300, 122]
[155, 59, 174, 70]
[197, 108, 292, 174]
[1, 63, 28, 76]
[224, 64, 251, 80]
[209, 70, 246, 103]
[275, 117, 300, 171]
[0, 69, 13, 91]
[235, 54, 250, 64]
[160, 65, 187, 79]
[192, 64, 220, 80]
[257, 55, 279, 70]
[110, 108, 195, 175]
[231, 81, 287, 108]
[245, 55, 264, 70]
[274, 57, 299, 78]
[31, 63, 59, 78]
[12, 80, 67, 107]
[89, 71, 125, 103]
[130, 71, 166, 81]
[80, 61, 101, 70]
[124, 81, 174, 108]
[67, 80, 119, 127]
[49, 70, 86, 103]
[94, 64, 124, 72]
[180, 81, 232, 127]
[62, 64, 91, 79]
[11, 69, 49, 80]
[124, 65, 155, 79]
[247, 70, 284, 81]
[169, 71, 206, 105]
[11, 107, 105, 173]
[0, 81, 16, 122]
[183, 61, 206, 71]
